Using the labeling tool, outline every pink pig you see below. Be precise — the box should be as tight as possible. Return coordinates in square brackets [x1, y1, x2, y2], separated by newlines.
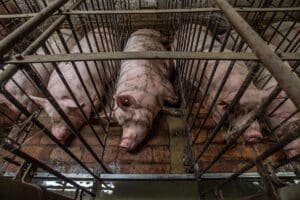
[113, 29, 178, 151]
[30, 27, 117, 142]
[253, 62, 300, 158]
[172, 24, 267, 143]
[0, 29, 76, 126]
[219, 28, 300, 157]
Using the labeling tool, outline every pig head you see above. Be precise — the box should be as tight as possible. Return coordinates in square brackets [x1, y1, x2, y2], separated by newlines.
[217, 87, 268, 143]
[112, 94, 164, 151]
[30, 96, 87, 142]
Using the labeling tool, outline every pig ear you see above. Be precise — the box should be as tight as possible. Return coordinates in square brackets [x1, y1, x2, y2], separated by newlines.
[218, 100, 230, 111]
[29, 95, 48, 108]
[114, 95, 137, 110]
[218, 93, 235, 111]
[62, 99, 84, 109]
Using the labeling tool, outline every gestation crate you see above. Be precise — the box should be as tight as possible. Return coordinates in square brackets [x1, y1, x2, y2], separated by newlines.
[0, 0, 299, 199]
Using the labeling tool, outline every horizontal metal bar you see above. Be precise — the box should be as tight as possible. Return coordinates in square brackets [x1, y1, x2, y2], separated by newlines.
[2, 52, 299, 64]
[63, 7, 300, 14]
[0, 13, 36, 19]
[216, 0, 300, 110]
[0, 0, 69, 58]
[3, 172, 298, 180]
[0, 7, 299, 19]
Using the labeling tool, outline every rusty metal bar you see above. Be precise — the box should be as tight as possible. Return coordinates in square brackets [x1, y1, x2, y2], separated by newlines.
[1, 52, 299, 64]
[216, 0, 300, 110]
[0, 138, 95, 197]
[0, 0, 69, 58]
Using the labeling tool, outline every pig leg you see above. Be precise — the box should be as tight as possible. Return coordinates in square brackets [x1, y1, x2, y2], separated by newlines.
[162, 81, 179, 105]
[161, 107, 183, 117]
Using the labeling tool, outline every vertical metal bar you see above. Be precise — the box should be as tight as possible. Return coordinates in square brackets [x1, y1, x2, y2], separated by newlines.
[211, 126, 300, 194]
[0, 87, 101, 180]
[193, 64, 260, 161]
[197, 86, 282, 177]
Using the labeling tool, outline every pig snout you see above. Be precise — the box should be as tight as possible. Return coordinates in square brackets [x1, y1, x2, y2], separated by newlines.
[119, 137, 137, 151]
[52, 125, 70, 142]
[119, 125, 148, 151]
[243, 120, 263, 143]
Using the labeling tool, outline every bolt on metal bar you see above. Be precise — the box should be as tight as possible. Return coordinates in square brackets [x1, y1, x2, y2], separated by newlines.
[216, 0, 300, 110]
[2, 51, 299, 63]
[0, 0, 69, 58]
[0, 138, 95, 197]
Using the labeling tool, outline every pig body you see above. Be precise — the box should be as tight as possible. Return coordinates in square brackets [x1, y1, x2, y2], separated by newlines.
[31, 28, 117, 142]
[220, 27, 300, 158]
[173, 24, 266, 143]
[113, 29, 178, 151]
[267, 97, 300, 158]
[253, 61, 300, 158]
[0, 29, 75, 126]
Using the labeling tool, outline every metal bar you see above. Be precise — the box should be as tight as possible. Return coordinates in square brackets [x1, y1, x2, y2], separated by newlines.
[0, 13, 36, 18]
[0, 6, 299, 19]
[210, 126, 300, 194]
[0, 0, 69, 58]
[2, 52, 299, 63]
[193, 64, 261, 166]
[0, 88, 101, 180]
[0, 138, 95, 196]
[61, 7, 300, 14]
[4, 172, 296, 180]
[216, 0, 300, 109]
[196, 85, 282, 177]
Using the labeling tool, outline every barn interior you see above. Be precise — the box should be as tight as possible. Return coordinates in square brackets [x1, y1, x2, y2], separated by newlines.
[0, 0, 299, 199]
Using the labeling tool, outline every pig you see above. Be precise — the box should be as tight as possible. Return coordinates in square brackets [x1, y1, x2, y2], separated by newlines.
[112, 29, 178, 151]
[172, 24, 267, 143]
[251, 62, 300, 158]
[0, 29, 76, 127]
[30, 27, 117, 142]
[267, 98, 300, 158]
[219, 27, 300, 157]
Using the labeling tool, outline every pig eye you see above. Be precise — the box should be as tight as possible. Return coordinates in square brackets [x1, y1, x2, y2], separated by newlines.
[122, 98, 131, 107]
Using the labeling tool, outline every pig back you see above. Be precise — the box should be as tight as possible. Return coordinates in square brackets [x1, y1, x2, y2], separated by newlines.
[123, 29, 171, 78]
[48, 27, 117, 109]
